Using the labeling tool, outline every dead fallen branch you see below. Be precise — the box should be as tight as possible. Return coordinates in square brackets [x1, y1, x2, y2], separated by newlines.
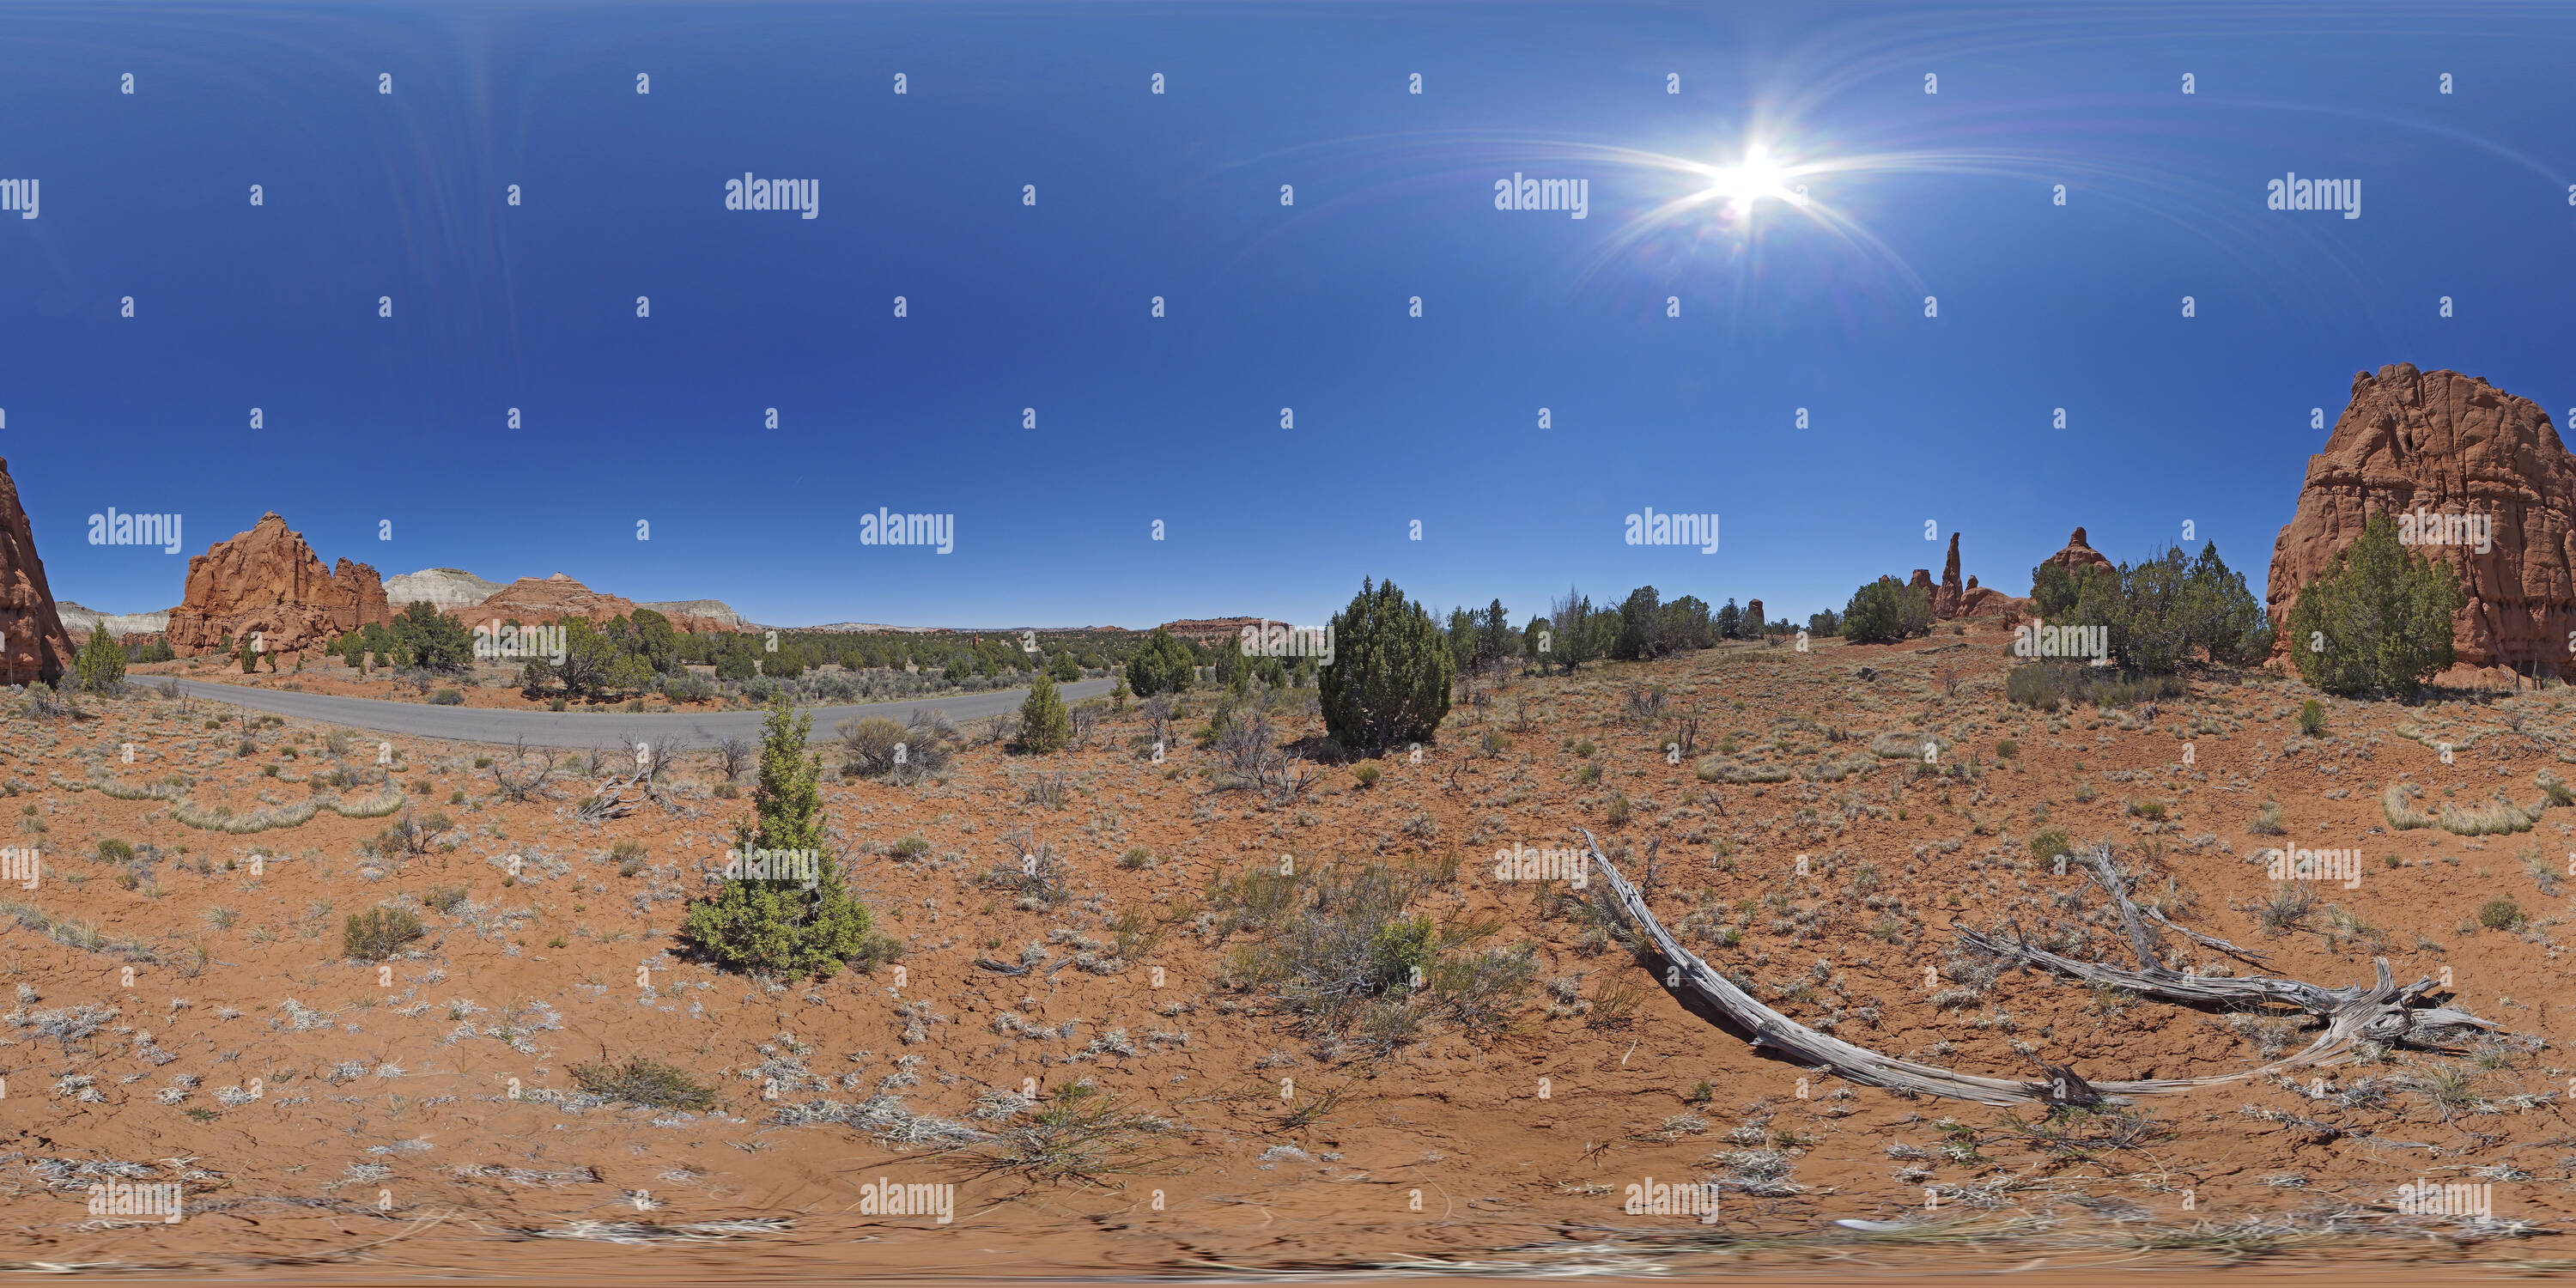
[574, 751, 667, 823]
[1584, 835, 2505, 1109]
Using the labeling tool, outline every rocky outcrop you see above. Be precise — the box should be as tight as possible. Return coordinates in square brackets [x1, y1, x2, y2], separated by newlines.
[1953, 574, 2020, 619]
[640, 598, 747, 629]
[1933, 534, 1964, 617]
[465, 573, 639, 628]
[1907, 569, 1934, 600]
[2267, 362, 2576, 674]
[2041, 527, 2117, 580]
[165, 513, 392, 658]
[1744, 599, 1765, 632]
[384, 568, 502, 612]
[0, 458, 77, 683]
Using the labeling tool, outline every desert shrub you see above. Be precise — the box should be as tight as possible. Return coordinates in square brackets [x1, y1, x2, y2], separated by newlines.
[2478, 896, 2524, 931]
[1017, 671, 1070, 754]
[2039, 543, 2269, 670]
[75, 628, 125, 693]
[2298, 699, 2324, 736]
[1427, 944, 1539, 1034]
[391, 601, 474, 674]
[713, 641, 759, 683]
[1123, 629, 1196, 697]
[1240, 861, 1423, 1033]
[1995, 738, 2019, 759]
[662, 670, 715, 702]
[423, 884, 469, 914]
[343, 906, 424, 961]
[1807, 609, 1841, 638]
[1318, 578, 1454, 752]
[1842, 578, 1925, 645]
[681, 697, 881, 977]
[2028, 830, 2074, 866]
[1351, 761, 1382, 787]
[2287, 513, 2464, 697]
[836, 716, 907, 777]
[571, 1054, 718, 1111]
[1047, 651, 1081, 682]
[136, 638, 175, 664]
[430, 688, 464, 705]
[2439, 796, 2537, 836]
[2008, 661, 2181, 711]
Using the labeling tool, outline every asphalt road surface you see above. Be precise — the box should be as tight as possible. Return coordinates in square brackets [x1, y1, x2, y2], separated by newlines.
[143, 675, 1121, 750]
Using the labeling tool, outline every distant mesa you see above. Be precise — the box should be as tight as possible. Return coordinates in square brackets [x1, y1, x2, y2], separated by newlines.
[387, 567, 745, 633]
[165, 513, 390, 658]
[2269, 362, 2575, 675]
[638, 598, 748, 629]
[457, 573, 740, 635]
[383, 568, 502, 612]
[1158, 617, 1263, 645]
[58, 602, 170, 641]
[0, 457, 77, 683]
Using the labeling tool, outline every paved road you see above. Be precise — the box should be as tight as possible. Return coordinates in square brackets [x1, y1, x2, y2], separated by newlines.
[143, 674, 1120, 750]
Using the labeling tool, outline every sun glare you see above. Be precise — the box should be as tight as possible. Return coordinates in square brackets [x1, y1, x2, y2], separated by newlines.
[1704, 143, 1803, 217]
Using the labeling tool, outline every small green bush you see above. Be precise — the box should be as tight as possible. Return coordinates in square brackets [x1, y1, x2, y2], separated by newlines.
[2477, 896, 2524, 931]
[570, 1054, 718, 1110]
[2298, 699, 2325, 737]
[343, 906, 425, 961]
[1352, 761, 1382, 787]
[430, 688, 464, 705]
[1018, 671, 1070, 754]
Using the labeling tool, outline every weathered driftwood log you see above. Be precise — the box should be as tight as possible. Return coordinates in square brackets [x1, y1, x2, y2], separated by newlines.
[1583, 834, 2500, 1108]
[575, 754, 668, 822]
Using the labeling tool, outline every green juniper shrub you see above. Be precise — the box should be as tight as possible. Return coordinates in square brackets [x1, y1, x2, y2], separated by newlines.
[2287, 513, 2464, 698]
[1318, 578, 1454, 752]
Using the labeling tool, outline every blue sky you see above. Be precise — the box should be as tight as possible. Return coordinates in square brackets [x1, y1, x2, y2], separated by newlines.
[5, 1, 2573, 629]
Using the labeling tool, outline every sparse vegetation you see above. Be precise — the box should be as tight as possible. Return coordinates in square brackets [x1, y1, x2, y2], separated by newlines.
[570, 1054, 719, 1111]
[342, 906, 424, 961]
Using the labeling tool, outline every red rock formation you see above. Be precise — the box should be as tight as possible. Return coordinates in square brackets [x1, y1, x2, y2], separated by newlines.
[2041, 527, 2116, 580]
[1157, 617, 1265, 646]
[1929, 535, 1960, 617]
[1907, 569, 1934, 599]
[453, 573, 738, 635]
[1953, 574, 2024, 619]
[0, 458, 77, 684]
[465, 574, 639, 628]
[165, 513, 392, 658]
[2267, 362, 2576, 673]
[1744, 599, 1765, 631]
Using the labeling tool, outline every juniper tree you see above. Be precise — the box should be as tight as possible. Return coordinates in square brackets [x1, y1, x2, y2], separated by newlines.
[681, 697, 877, 977]
[1319, 578, 1454, 751]
[1018, 669, 1070, 753]
[2287, 513, 2464, 698]
[74, 627, 125, 693]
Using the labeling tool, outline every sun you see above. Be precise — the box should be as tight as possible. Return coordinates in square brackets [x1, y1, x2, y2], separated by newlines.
[1703, 143, 1804, 218]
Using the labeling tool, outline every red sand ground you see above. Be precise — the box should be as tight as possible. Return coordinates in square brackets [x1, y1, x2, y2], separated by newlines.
[9, 622, 2576, 1280]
